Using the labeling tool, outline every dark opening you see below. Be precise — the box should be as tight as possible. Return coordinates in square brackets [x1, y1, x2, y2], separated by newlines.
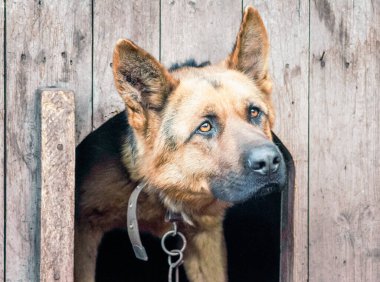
[96, 192, 282, 282]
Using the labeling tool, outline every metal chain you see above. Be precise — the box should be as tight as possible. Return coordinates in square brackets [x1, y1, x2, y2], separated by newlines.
[161, 222, 187, 282]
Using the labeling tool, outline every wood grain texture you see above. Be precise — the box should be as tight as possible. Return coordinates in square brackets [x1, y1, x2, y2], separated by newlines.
[309, 0, 380, 281]
[160, 0, 242, 67]
[93, 0, 160, 129]
[244, 1, 309, 280]
[0, 1, 4, 279]
[40, 90, 75, 282]
[5, 1, 91, 280]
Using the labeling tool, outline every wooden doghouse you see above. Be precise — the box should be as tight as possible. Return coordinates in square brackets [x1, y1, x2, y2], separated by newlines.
[1, 1, 379, 281]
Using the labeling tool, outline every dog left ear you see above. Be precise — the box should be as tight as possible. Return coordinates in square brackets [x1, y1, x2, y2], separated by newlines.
[113, 39, 178, 130]
[227, 6, 272, 94]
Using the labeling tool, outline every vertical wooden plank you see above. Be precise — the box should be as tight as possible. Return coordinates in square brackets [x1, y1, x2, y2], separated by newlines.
[244, 1, 309, 281]
[0, 0, 4, 279]
[310, 0, 380, 281]
[5, 1, 91, 280]
[40, 90, 75, 282]
[93, 0, 160, 129]
[160, 0, 242, 67]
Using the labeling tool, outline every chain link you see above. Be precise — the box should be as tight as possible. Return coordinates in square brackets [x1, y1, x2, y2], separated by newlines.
[161, 223, 187, 282]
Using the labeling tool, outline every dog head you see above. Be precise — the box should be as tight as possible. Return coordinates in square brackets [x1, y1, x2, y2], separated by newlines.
[112, 7, 286, 214]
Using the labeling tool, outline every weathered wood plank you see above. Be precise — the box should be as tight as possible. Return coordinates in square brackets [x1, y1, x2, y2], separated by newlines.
[310, 0, 380, 281]
[5, 1, 91, 280]
[244, 1, 309, 280]
[40, 90, 75, 282]
[160, 0, 242, 67]
[93, 0, 160, 129]
[0, 1, 5, 279]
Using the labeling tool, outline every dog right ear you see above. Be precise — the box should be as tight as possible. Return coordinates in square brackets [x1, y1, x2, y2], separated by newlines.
[226, 6, 272, 95]
[112, 39, 178, 130]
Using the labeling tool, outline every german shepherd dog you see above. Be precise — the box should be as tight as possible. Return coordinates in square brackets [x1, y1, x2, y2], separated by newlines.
[75, 6, 286, 282]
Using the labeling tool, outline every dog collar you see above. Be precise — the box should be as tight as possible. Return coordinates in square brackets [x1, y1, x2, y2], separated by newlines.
[127, 183, 185, 261]
[127, 182, 148, 261]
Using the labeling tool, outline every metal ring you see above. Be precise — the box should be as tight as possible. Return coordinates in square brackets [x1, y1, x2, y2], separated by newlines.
[161, 230, 187, 256]
[168, 250, 183, 268]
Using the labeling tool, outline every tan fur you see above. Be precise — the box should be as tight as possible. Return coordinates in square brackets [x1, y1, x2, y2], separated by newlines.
[75, 6, 273, 282]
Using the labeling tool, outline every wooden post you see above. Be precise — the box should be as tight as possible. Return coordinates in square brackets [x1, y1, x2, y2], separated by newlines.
[273, 133, 295, 282]
[0, 1, 5, 279]
[40, 89, 75, 282]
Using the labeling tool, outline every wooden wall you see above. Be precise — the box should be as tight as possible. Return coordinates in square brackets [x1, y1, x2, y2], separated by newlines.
[1, 0, 379, 281]
[309, 1, 380, 281]
[5, 1, 91, 280]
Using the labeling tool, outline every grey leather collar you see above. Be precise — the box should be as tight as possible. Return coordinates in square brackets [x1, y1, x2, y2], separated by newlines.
[127, 183, 186, 261]
[127, 183, 148, 261]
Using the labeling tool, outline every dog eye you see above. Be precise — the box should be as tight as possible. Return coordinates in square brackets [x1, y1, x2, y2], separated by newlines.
[249, 106, 261, 119]
[198, 121, 212, 133]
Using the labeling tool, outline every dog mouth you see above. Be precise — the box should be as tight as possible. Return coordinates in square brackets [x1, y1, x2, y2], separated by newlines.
[210, 170, 286, 204]
[254, 183, 282, 197]
[241, 183, 283, 204]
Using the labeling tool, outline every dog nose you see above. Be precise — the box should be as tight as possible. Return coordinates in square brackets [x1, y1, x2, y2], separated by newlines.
[245, 145, 281, 175]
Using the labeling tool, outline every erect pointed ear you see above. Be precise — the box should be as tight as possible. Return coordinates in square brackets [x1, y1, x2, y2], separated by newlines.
[112, 39, 178, 130]
[227, 6, 272, 94]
